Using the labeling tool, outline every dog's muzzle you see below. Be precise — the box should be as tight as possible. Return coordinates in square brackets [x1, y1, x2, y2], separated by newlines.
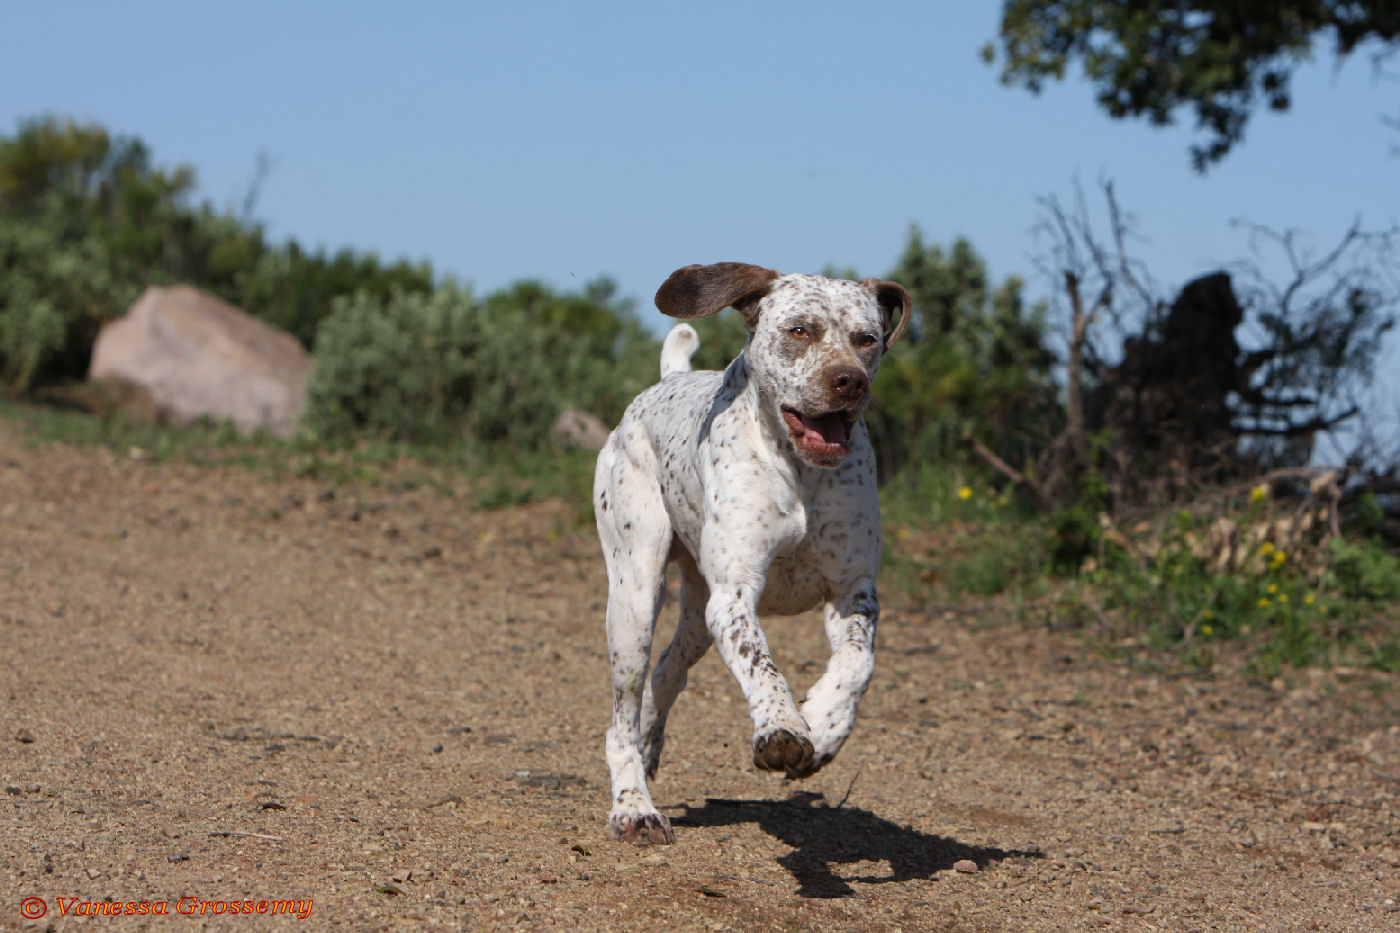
[781, 366, 870, 466]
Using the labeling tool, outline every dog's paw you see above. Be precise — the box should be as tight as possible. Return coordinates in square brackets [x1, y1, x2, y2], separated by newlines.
[608, 810, 676, 845]
[782, 752, 831, 780]
[752, 728, 815, 776]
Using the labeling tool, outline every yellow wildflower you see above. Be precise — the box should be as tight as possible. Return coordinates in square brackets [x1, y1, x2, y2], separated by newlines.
[1251, 484, 1269, 503]
[1266, 582, 1278, 595]
[1278, 593, 1289, 604]
[1259, 541, 1275, 557]
[957, 486, 973, 500]
[1201, 624, 1214, 637]
[1270, 549, 1287, 567]
[1258, 598, 1272, 609]
[1303, 593, 1316, 606]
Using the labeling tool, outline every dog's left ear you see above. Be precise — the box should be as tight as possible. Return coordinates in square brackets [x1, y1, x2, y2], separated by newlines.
[655, 263, 781, 321]
[860, 279, 912, 348]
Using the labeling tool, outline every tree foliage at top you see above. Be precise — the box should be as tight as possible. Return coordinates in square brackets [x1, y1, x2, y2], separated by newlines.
[988, 1, 1400, 170]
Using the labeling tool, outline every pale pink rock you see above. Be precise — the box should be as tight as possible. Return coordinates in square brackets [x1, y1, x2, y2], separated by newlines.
[89, 286, 309, 437]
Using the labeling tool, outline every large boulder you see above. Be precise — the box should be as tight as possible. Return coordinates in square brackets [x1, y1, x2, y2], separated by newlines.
[89, 286, 310, 437]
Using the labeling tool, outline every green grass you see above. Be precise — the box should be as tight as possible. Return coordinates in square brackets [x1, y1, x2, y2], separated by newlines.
[0, 398, 599, 522]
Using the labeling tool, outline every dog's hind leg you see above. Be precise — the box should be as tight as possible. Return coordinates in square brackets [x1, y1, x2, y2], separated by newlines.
[641, 549, 710, 779]
[595, 436, 675, 844]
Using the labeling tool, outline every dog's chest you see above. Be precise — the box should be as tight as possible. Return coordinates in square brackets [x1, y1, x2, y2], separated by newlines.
[637, 366, 875, 612]
[755, 545, 833, 614]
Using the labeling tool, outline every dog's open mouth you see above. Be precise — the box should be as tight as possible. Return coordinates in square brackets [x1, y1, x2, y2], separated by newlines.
[781, 407, 859, 463]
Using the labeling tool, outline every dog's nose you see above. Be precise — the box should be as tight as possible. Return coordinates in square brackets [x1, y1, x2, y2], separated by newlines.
[828, 366, 868, 401]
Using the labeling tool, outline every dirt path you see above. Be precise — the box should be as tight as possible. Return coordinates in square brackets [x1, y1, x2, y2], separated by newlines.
[3, 424, 1398, 932]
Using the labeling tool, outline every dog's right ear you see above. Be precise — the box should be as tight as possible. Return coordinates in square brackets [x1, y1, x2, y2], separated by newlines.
[655, 263, 780, 321]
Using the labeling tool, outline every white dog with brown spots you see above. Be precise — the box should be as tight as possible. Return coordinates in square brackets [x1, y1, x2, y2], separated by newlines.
[594, 262, 910, 843]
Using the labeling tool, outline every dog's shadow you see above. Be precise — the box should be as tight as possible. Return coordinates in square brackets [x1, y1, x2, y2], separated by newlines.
[670, 791, 1042, 898]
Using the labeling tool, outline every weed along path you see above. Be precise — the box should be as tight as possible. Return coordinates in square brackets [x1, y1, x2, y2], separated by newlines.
[3, 427, 1399, 932]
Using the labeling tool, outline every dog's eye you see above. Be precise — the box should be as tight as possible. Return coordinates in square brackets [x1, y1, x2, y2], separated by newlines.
[856, 333, 878, 348]
[788, 326, 810, 339]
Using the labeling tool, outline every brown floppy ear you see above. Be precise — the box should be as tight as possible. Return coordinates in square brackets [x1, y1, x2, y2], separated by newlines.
[860, 278, 912, 348]
[655, 263, 780, 321]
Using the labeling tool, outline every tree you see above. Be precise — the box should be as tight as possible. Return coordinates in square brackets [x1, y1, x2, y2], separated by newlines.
[987, 1, 1400, 171]
[870, 226, 1060, 479]
[1018, 180, 1399, 508]
[0, 115, 435, 392]
[0, 117, 176, 389]
[1227, 219, 1398, 465]
[0, 115, 196, 217]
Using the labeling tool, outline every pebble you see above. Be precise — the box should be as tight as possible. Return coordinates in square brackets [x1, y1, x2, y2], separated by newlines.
[953, 860, 978, 873]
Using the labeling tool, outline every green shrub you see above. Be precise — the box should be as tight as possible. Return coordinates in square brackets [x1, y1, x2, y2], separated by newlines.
[473, 279, 657, 448]
[1049, 504, 1101, 574]
[301, 285, 480, 444]
[882, 464, 1044, 600]
[1325, 537, 1400, 602]
[1081, 507, 1400, 674]
[0, 204, 131, 393]
[0, 290, 65, 394]
[950, 530, 1042, 596]
[302, 278, 660, 450]
[229, 237, 434, 349]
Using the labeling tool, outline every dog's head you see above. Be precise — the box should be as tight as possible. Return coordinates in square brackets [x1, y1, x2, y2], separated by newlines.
[655, 262, 910, 468]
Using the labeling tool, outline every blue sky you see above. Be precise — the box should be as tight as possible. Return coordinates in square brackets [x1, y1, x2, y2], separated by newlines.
[4, 1, 1397, 447]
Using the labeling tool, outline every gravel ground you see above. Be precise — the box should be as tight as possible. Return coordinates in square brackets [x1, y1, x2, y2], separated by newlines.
[3, 422, 1398, 932]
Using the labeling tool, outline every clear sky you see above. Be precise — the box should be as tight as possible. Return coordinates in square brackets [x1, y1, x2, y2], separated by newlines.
[3, 1, 1397, 448]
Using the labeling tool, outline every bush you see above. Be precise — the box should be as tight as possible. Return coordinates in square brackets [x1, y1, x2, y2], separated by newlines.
[1080, 498, 1400, 674]
[301, 285, 480, 444]
[302, 278, 660, 449]
[0, 202, 131, 393]
[884, 467, 1400, 675]
[1326, 537, 1400, 603]
[475, 279, 658, 446]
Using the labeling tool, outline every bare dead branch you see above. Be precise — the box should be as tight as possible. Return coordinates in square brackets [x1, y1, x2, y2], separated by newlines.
[966, 431, 1051, 508]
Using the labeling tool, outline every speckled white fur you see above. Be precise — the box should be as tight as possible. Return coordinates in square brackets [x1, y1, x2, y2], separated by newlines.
[593, 263, 909, 844]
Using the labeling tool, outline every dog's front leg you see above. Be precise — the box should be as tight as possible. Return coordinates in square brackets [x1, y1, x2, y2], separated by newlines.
[794, 583, 879, 777]
[704, 580, 815, 776]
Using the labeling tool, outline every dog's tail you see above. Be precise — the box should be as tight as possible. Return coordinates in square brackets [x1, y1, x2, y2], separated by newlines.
[659, 323, 699, 378]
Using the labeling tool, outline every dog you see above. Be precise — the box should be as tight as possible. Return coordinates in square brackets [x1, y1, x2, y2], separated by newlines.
[593, 262, 910, 843]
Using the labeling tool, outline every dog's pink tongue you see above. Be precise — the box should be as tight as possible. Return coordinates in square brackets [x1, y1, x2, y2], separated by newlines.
[806, 412, 849, 446]
[783, 411, 849, 452]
